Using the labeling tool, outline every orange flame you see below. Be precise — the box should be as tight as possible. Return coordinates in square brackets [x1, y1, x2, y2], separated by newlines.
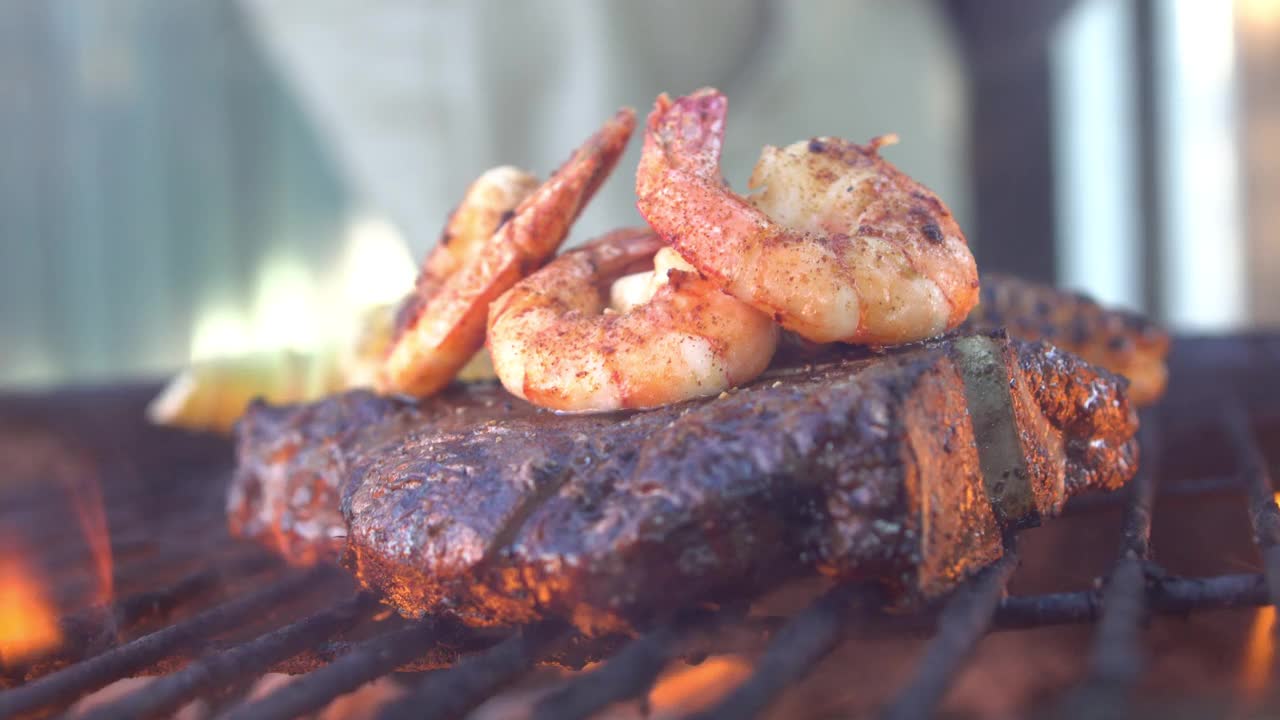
[647, 655, 753, 716]
[1240, 605, 1276, 699]
[9, 432, 114, 606]
[65, 466, 113, 605]
[1239, 491, 1280, 699]
[0, 548, 62, 667]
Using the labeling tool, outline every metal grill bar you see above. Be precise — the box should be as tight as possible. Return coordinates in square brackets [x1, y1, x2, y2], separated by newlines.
[4, 545, 1259, 718]
[0, 566, 323, 719]
[1062, 474, 1245, 515]
[4, 489, 220, 540]
[35, 533, 157, 573]
[3, 552, 277, 687]
[1060, 419, 1160, 718]
[1225, 404, 1280, 603]
[1225, 401, 1280, 700]
[675, 573, 1269, 646]
[79, 592, 378, 720]
[377, 622, 567, 720]
[995, 572, 1268, 627]
[260, 628, 492, 677]
[880, 547, 1020, 720]
[107, 545, 255, 592]
[1089, 422, 1158, 662]
[691, 584, 881, 720]
[214, 620, 441, 720]
[531, 624, 679, 720]
[49, 549, 195, 608]
[3, 342, 1277, 719]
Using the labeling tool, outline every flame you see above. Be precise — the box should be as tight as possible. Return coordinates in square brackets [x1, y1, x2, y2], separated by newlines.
[66, 468, 113, 605]
[647, 656, 753, 716]
[0, 432, 110, 671]
[1240, 605, 1276, 699]
[6, 434, 113, 606]
[1238, 491, 1280, 699]
[0, 546, 62, 667]
[45, 445, 114, 606]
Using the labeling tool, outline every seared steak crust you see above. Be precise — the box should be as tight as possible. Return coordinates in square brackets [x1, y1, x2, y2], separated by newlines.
[229, 334, 1137, 632]
[964, 274, 1169, 405]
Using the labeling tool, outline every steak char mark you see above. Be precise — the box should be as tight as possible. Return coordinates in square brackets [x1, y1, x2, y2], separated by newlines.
[229, 333, 1138, 634]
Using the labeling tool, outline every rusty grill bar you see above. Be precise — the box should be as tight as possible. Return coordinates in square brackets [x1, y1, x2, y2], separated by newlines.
[689, 584, 880, 720]
[0, 336, 1277, 719]
[532, 620, 685, 720]
[1060, 419, 1160, 719]
[218, 620, 443, 720]
[379, 622, 567, 720]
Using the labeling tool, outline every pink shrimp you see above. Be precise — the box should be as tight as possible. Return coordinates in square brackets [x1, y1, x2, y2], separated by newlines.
[487, 228, 778, 413]
[380, 108, 635, 397]
[635, 88, 979, 345]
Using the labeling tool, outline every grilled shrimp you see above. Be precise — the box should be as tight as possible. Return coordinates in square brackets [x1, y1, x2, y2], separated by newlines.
[636, 88, 979, 345]
[389, 166, 540, 352]
[412, 166, 541, 305]
[380, 108, 635, 397]
[487, 228, 778, 413]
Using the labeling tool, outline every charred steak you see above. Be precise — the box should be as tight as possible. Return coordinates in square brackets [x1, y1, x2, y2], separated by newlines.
[229, 333, 1138, 633]
[963, 274, 1169, 405]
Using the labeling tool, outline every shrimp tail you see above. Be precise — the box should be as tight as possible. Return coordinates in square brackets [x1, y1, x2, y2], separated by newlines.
[637, 87, 979, 346]
[506, 107, 636, 258]
[380, 107, 636, 398]
[643, 88, 727, 178]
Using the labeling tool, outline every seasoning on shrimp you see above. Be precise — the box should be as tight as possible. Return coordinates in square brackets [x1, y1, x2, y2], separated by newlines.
[390, 165, 540, 348]
[635, 87, 980, 346]
[486, 228, 778, 413]
[380, 108, 636, 397]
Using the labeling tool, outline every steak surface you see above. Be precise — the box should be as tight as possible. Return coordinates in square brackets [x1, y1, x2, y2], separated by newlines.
[229, 333, 1138, 633]
[963, 274, 1169, 405]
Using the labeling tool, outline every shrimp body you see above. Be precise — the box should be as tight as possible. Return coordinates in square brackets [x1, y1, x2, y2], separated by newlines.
[380, 108, 636, 397]
[421, 166, 542, 295]
[391, 166, 540, 343]
[487, 228, 779, 413]
[635, 88, 979, 345]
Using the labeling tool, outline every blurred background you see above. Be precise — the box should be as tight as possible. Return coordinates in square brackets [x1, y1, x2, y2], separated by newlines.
[0, 0, 1276, 388]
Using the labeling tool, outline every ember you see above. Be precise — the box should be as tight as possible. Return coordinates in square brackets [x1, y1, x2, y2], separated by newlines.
[65, 468, 113, 607]
[1241, 605, 1276, 699]
[1237, 490, 1280, 701]
[0, 543, 60, 667]
[647, 656, 753, 717]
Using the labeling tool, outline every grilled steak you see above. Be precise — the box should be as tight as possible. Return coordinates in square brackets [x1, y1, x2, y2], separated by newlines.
[229, 333, 1138, 633]
[963, 274, 1169, 405]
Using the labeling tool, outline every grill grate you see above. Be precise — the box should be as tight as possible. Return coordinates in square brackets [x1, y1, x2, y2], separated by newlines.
[1, 568, 323, 717]
[218, 620, 442, 720]
[687, 585, 879, 720]
[0, 336, 1277, 719]
[879, 547, 1021, 720]
[378, 622, 567, 720]
[532, 620, 686, 720]
[1053, 422, 1157, 719]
